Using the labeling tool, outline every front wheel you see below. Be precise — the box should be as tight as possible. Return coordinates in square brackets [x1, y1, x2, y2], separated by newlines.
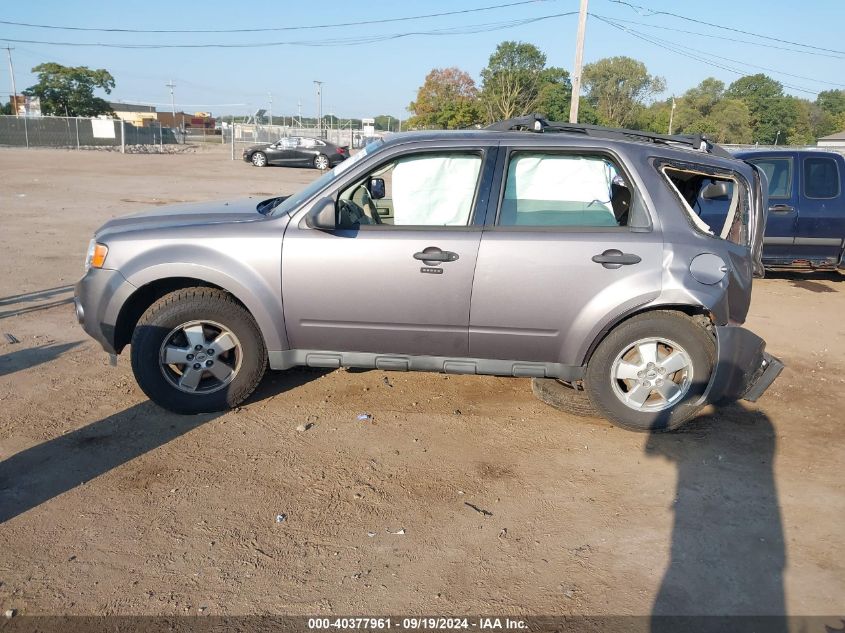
[130, 287, 267, 414]
[584, 311, 715, 432]
[251, 151, 267, 167]
[313, 154, 329, 170]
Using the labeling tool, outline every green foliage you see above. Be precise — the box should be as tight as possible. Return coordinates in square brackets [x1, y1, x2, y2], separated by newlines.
[23, 63, 115, 117]
[663, 78, 753, 143]
[724, 74, 799, 144]
[535, 66, 572, 121]
[373, 114, 401, 131]
[0, 100, 11, 115]
[636, 99, 672, 134]
[480, 41, 549, 121]
[581, 56, 665, 127]
[816, 89, 845, 117]
[407, 67, 483, 129]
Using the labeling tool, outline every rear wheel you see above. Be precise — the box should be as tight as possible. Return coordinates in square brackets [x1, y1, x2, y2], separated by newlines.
[584, 311, 715, 432]
[313, 154, 329, 170]
[130, 287, 267, 414]
[251, 151, 267, 167]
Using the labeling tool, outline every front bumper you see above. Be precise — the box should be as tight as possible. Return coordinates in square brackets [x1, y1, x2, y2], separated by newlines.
[74, 268, 137, 355]
[704, 326, 784, 404]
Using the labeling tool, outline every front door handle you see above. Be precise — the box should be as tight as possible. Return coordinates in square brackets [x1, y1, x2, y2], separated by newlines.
[592, 249, 641, 269]
[413, 247, 459, 265]
[769, 204, 794, 213]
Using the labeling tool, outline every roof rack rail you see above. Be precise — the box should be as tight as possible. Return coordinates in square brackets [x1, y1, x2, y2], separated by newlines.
[485, 114, 733, 159]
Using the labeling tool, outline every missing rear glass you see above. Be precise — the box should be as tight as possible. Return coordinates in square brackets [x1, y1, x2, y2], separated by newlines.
[660, 164, 749, 246]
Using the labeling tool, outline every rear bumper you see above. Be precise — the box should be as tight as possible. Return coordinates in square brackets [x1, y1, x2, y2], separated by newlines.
[704, 326, 784, 404]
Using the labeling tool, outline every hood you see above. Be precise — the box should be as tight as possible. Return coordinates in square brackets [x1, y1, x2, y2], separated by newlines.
[96, 197, 268, 238]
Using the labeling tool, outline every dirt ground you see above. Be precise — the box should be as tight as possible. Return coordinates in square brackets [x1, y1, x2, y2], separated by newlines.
[0, 146, 843, 620]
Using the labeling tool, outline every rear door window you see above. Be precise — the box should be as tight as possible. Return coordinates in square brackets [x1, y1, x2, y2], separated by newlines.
[498, 152, 631, 227]
[803, 156, 839, 199]
[748, 158, 792, 199]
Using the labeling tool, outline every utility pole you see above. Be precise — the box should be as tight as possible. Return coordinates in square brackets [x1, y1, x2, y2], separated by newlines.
[5, 46, 19, 117]
[268, 91, 273, 128]
[568, 0, 589, 124]
[297, 99, 302, 127]
[313, 80, 323, 138]
[165, 80, 177, 133]
[668, 97, 677, 135]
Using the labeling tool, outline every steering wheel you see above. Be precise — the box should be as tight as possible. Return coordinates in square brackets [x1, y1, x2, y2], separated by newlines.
[356, 183, 383, 225]
[338, 199, 371, 227]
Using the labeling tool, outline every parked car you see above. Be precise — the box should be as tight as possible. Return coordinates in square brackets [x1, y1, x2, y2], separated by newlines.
[242, 136, 348, 169]
[75, 116, 782, 432]
[721, 149, 844, 270]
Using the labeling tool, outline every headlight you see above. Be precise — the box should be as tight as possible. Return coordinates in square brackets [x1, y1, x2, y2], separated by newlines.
[84, 239, 109, 271]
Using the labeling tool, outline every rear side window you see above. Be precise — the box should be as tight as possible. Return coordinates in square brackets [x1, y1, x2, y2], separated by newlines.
[804, 157, 839, 199]
[661, 165, 749, 246]
[498, 152, 631, 227]
[749, 158, 792, 198]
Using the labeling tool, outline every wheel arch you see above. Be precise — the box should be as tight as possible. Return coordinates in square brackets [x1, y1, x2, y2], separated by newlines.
[580, 304, 714, 368]
[113, 271, 286, 354]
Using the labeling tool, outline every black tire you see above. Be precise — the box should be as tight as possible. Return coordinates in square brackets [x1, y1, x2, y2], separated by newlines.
[531, 378, 598, 417]
[130, 287, 267, 414]
[313, 154, 330, 170]
[251, 151, 267, 167]
[584, 311, 715, 432]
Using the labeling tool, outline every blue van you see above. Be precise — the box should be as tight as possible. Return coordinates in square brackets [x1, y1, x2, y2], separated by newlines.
[734, 150, 845, 270]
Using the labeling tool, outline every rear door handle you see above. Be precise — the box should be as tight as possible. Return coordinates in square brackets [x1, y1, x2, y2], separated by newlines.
[413, 248, 459, 264]
[592, 249, 641, 269]
[768, 204, 794, 213]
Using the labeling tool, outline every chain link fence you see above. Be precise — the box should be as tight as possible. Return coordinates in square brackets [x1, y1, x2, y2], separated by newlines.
[222, 122, 373, 154]
[0, 115, 180, 151]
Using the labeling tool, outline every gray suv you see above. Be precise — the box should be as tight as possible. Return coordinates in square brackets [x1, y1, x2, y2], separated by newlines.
[74, 116, 783, 432]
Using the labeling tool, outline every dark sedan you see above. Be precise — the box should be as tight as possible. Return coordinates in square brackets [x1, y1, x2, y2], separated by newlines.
[242, 136, 348, 169]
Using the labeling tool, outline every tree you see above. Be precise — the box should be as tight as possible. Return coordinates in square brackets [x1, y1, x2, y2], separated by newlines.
[23, 63, 115, 117]
[1, 100, 11, 115]
[816, 89, 845, 118]
[703, 99, 753, 144]
[373, 114, 401, 131]
[407, 67, 482, 129]
[636, 99, 673, 134]
[480, 41, 547, 122]
[581, 56, 665, 127]
[725, 74, 797, 144]
[535, 67, 572, 121]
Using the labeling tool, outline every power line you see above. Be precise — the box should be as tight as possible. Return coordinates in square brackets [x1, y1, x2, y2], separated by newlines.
[597, 15, 845, 60]
[595, 15, 843, 89]
[0, 13, 579, 49]
[593, 15, 820, 95]
[606, 0, 845, 57]
[0, 0, 556, 34]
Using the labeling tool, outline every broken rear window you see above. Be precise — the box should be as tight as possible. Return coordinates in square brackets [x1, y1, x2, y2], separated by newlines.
[659, 164, 750, 246]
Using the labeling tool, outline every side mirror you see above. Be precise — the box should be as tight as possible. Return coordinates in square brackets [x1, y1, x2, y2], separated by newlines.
[369, 178, 386, 200]
[701, 180, 731, 200]
[305, 197, 337, 230]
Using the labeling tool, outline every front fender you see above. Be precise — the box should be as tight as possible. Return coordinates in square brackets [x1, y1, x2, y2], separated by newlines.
[123, 259, 288, 352]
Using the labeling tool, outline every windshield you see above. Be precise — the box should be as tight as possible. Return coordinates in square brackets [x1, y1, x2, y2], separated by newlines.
[271, 138, 384, 216]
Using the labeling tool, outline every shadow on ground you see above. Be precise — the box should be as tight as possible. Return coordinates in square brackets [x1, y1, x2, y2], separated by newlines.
[649, 404, 786, 633]
[0, 341, 82, 377]
[0, 367, 328, 524]
[764, 269, 841, 293]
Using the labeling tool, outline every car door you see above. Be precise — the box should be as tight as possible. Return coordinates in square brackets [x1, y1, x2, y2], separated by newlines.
[796, 153, 845, 262]
[259, 139, 284, 165]
[281, 145, 496, 358]
[744, 154, 799, 263]
[469, 146, 663, 369]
